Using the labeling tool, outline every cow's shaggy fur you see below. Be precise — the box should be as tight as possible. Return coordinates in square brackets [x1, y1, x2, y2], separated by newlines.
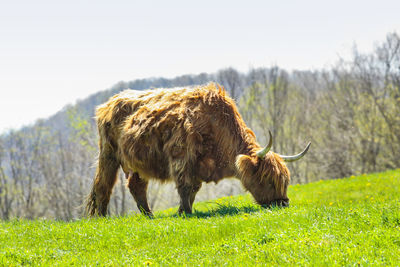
[86, 83, 290, 216]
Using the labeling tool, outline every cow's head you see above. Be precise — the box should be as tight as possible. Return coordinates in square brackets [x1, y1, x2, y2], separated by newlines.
[236, 131, 310, 207]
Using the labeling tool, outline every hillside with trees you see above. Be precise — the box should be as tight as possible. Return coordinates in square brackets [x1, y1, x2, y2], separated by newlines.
[0, 32, 399, 220]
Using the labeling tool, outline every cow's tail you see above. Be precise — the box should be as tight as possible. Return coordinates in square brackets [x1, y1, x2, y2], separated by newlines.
[85, 186, 98, 217]
[85, 122, 120, 217]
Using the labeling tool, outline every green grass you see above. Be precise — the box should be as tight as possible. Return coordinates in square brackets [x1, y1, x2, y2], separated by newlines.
[1, 170, 400, 266]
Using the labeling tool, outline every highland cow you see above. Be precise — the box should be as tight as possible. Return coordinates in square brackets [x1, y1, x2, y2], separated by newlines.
[85, 83, 310, 216]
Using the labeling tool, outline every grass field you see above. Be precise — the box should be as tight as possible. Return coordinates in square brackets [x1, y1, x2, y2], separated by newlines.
[1, 169, 400, 266]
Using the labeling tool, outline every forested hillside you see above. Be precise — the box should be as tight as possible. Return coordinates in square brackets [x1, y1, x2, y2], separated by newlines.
[0, 32, 399, 220]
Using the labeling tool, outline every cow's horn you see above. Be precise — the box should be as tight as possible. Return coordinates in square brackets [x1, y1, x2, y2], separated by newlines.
[256, 130, 273, 159]
[278, 142, 311, 162]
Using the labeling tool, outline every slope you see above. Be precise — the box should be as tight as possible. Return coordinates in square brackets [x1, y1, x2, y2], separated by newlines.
[1, 169, 399, 265]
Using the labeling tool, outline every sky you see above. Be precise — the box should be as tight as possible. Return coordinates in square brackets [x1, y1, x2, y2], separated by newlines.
[0, 0, 399, 133]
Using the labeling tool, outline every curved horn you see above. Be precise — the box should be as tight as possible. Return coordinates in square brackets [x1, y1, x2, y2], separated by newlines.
[278, 142, 311, 162]
[256, 130, 273, 159]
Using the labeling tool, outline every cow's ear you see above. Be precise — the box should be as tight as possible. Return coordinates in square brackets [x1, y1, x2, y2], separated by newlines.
[235, 154, 257, 179]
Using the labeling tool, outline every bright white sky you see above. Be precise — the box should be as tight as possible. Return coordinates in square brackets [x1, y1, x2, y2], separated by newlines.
[0, 0, 399, 133]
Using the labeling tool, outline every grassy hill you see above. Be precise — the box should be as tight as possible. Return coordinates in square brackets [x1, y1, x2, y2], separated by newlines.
[1, 170, 399, 266]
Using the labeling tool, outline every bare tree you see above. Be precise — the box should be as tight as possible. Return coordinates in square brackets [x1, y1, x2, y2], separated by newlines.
[217, 68, 243, 101]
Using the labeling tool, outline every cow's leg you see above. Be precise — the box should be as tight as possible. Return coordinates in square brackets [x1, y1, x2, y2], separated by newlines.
[177, 181, 202, 215]
[86, 145, 119, 217]
[189, 183, 202, 209]
[127, 172, 152, 216]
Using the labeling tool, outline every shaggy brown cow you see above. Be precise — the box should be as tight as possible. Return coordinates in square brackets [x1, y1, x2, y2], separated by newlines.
[85, 83, 310, 216]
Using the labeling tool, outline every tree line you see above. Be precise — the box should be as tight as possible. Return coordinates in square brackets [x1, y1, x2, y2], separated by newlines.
[0, 32, 399, 220]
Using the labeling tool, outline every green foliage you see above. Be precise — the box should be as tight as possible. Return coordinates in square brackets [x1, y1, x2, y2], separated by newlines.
[66, 107, 96, 152]
[1, 169, 399, 265]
